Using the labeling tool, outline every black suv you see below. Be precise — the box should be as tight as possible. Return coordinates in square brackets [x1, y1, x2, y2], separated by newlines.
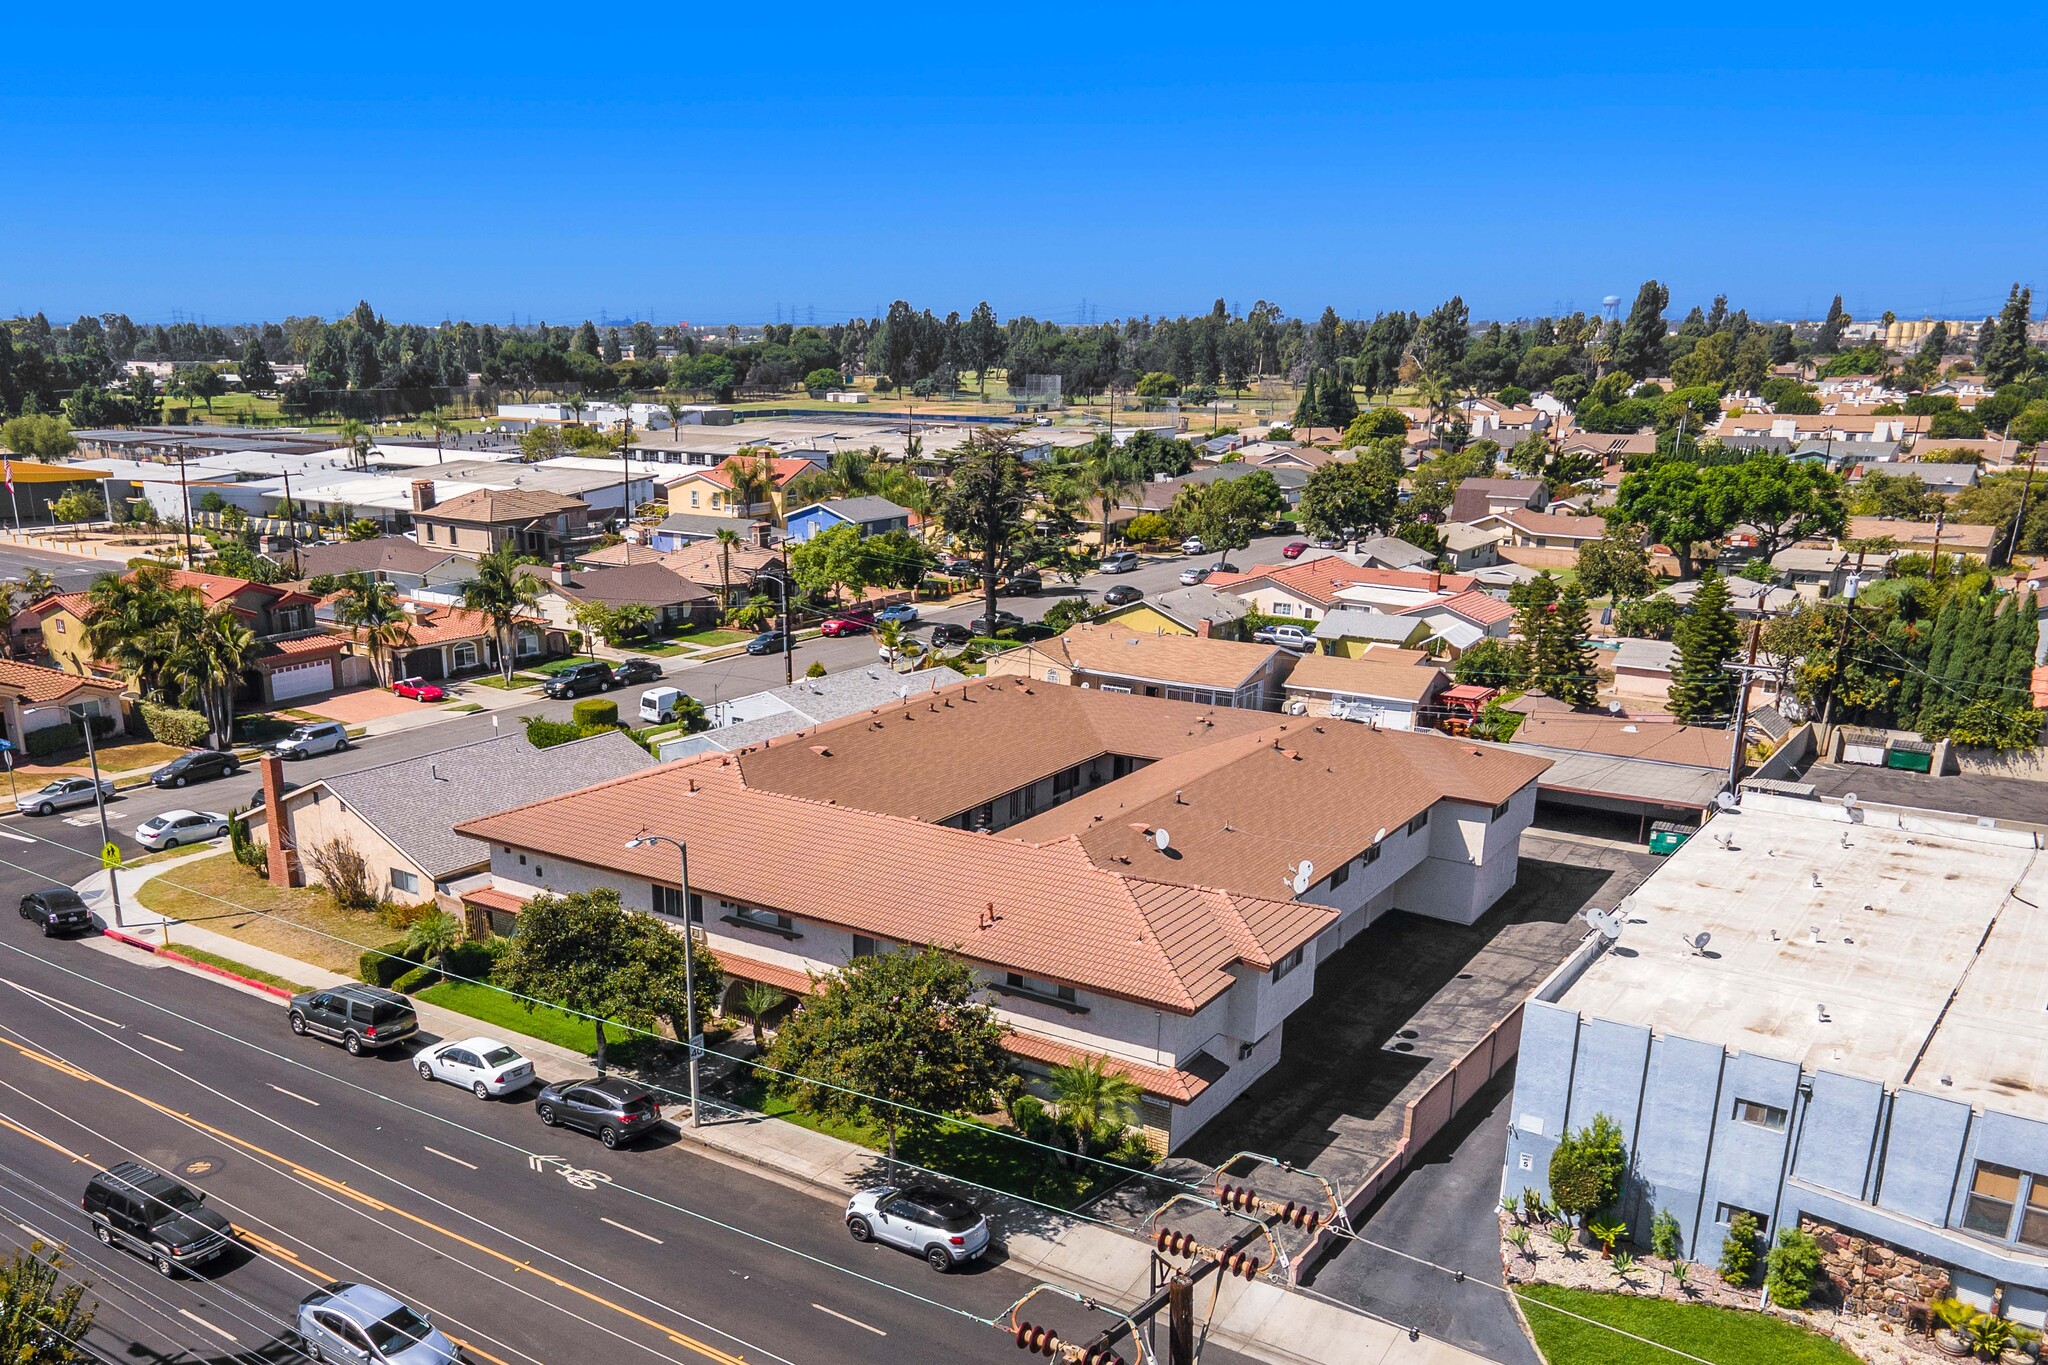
[534, 1076, 664, 1148]
[20, 886, 92, 937]
[287, 984, 418, 1055]
[613, 657, 663, 685]
[543, 662, 616, 699]
[928, 622, 972, 647]
[82, 1161, 234, 1277]
[150, 749, 240, 789]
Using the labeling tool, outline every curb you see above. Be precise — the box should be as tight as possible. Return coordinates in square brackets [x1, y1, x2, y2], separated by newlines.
[99, 927, 292, 1000]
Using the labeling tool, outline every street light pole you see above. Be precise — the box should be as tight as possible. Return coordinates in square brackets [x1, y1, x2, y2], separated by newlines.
[623, 834, 701, 1126]
[72, 703, 122, 929]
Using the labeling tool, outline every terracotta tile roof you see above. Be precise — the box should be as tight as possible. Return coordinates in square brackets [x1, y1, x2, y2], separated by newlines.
[419, 487, 582, 524]
[0, 659, 121, 703]
[709, 948, 816, 998]
[1284, 653, 1446, 703]
[2034, 666, 2048, 711]
[1210, 561, 1475, 608]
[677, 456, 816, 491]
[461, 886, 527, 916]
[388, 599, 527, 646]
[1002, 1030, 1225, 1103]
[20, 591, 90, 621]
[1398, 588, 1515, 627]
[259, 634, 346, 660]
[1012, 623, 1283, 690]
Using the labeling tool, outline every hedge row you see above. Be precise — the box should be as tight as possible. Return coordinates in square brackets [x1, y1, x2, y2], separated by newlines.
[23, 713, 117, 760]
[357, 939, 420, 986]
[139, 700, 210, 748]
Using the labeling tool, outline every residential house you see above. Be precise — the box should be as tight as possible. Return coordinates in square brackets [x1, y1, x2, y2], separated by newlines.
[1555, 431, 1660, 461]
[1392, 589, 1516, 655]
[518, 561, 718, 635]
[1097, 585, 1251, 641]
[1507, 711, 1736, 824]
[1439, 523, 1509, 572]
[1210, 560, 1477, 624]
[1840, 517, 1997, 557]
[1660, 575, 1798, 619]
[1347, 535, 1438, 572]
[257, 731, 654, 907]
[1769, 547, 1898, 601]
[646, 511, 773, 551]
[1136, 465, 1308, 515]
[315, 595, 555, 681]
[1449, 477, 1549, 525]
[583, 538, 785, 608]
[1717, 411, 1928, 444]
[662, 456, 817, 522]
[985, 623, 1291, 709]
[1611, 638, 1679, 700]
[0, 659, 130, 752]
[658, 667, 957, 760]
[783, 496, 914, 544]
[1471, 508, 1611, 553]
[1310, 608, 1434, 657]
[407, 483, 599, 561]
[453, 679, 1552, 1151]
[1895, 463, 1981, 495]
[294, 537, 473, 594]
[1282, 652, 1447, 730]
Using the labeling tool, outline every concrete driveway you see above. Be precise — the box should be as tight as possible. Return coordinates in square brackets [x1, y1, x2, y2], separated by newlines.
[291, 685, 428, 723]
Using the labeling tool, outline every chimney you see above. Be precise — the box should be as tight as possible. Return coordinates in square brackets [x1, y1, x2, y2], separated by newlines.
[261, 755, 301, 887]
[751, 521, 772, 548]
[410, 479, 436, 512]
[551, 561, 572, 586]
[1195, 618, 1212, 638]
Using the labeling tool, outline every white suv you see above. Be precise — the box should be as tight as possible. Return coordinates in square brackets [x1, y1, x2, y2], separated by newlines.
[845, 1185, 991, 1272]
[273, 721, 349, 759]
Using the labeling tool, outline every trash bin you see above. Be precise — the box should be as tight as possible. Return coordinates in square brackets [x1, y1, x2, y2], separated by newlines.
[1649, 821, 1694, 855]
[1886, 741, 1934, 773]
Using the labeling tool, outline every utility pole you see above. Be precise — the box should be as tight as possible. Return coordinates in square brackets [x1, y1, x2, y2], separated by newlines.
[1818, 554, 1866, 733]
[2007, 444, 2039, 566]
[1167, 1277, 1194, 1365]
[1929, 507, 1946, 577]
[1723, 618, 1778, 795]
[75, 705, 123, 930]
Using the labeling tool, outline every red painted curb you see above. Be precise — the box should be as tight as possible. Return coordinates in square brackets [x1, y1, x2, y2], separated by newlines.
[98, 928, 292, 1000]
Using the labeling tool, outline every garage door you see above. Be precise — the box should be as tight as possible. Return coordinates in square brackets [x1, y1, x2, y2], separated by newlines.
[269, 660, 334, 701]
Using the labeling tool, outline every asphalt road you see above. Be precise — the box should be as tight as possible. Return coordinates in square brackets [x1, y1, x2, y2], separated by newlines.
[0, 927, 1242, 1365]
[0, 542, 111, 595]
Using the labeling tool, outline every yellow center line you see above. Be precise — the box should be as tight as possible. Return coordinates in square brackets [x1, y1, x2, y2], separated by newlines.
[450, 1333, 520, 1365]
[0, 1036, 750, 1365]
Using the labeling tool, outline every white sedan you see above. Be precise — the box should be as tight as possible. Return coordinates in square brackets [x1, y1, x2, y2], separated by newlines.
[416, 1036, 535, 1099]
[135, 810, 229, 851]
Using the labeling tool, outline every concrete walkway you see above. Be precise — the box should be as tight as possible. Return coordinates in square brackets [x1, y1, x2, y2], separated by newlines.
[83, 857, 1496, 1365]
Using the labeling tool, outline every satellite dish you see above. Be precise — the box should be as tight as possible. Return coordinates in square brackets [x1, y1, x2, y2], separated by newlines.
[1842, 793, 1858, 808]
[1153, 827, 1171, 852]
[1585, 908, 1624, 941]
[1690, 931, 1713, 955]
[1715, 791, 1739, 812]
[1373, 828, 1387, 845]
[1608, 700, 1622, 714]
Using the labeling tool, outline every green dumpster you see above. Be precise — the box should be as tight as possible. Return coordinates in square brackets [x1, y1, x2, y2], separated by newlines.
[1886, 743, 1934, 773]
[1649, 821, 1694, 855]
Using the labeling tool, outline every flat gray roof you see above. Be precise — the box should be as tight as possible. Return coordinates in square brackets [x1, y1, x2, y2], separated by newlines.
[1554, 792, 2048, 1119]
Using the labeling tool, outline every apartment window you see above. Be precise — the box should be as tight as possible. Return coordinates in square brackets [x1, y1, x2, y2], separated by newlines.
[390, 869, 419, 896]
[1360, 842, 1381, 865]
[726, 905, 796, 935]
[1273, 602, 1293, 616]
[1004, 972, 1076, 1004]
[1491, 798, 1513, 821]
[1965, 1163, 2023, 1239]
[1731, 1098, 1788, 1132]
[424, 524, 436, 542]
[1714, 1202, 1768, 1233]
[651, 885, 703, 923]
[690, 491, 701, 507]
[1273, 944, 1307, 982]
[1328, 863, 1350, 889]
[53, 619, 63, 634]
[853, 935, 881, 959]
[1406, 811, 1429, 835]
[1053, 767, 1079, 794]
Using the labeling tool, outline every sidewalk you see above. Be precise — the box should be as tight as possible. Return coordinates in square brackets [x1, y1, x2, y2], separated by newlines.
[82, 859, 1490, 1365]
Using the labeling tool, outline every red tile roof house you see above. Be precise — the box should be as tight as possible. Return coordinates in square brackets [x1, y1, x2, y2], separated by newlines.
[1208, 560, 1479, 624]
[454, 678, 1550, 1153]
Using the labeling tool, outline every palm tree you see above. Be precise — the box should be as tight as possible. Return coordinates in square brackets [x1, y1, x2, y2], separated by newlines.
[334, 572, 413, 686]
[715, 528, 741, 609]
[737, 982, 788, 1045]
[826, 448, 874, 498]
[164, 603, 256, 748]
[83, 564, 190, 698]
[724, 450, 778, 522]
[460, 542, 544, 682]
[337, 418, 371, 470]
[1047, 1056, 1143, 1160]
[663, 400, 687, 433]
[875, 619, 906, 669]
[402, 910, 462, 976]
[20, 568, 56, 602]
[424, 413, 457, 464]
[566, 395, 588, 425]
[1085, 446, 1140, 551]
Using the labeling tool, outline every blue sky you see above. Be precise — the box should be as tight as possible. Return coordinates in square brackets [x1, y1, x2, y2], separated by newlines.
[7, 4, 2046, 326]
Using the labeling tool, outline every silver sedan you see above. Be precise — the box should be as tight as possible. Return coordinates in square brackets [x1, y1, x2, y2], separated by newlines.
[15, 776, 114, 817]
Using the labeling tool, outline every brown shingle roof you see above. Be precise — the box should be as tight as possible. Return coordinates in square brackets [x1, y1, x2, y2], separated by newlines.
[522, 561, 714, 608]
[1019, 623, 1283, 690]
[420, 487, 582, 524]
[1209, 561, 1475, 608]
[1284, 653, 1446, 703]
[1510, 713, 1735, 768]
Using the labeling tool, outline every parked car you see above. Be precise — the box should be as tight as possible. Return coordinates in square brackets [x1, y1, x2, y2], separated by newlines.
[416, 1036, 534, 1099]
[149, 749, 240, 789]
[969, 610, 1025, 635]
[15, 775, 113, 816]
[1213, 561, 1239, 574]
[638, 686, 688, 724]
[1103, 585, 1144, 605]
[881, 638, 929, 662]
[246, 779, 300, 811]
[390, 676, 445, 702]
[273, 721, 349, 759]
[928, 622, 973, 647]
[297, 1282, 460, 1365]
[135, 809, 229, 851]
[1281, 541, 1311, 559]
[875, 603, 920, 624]
[1254, 624, 1315, 651]
[20, 886, 92, 936]
[845, 1184, 991, 1272]
[820, 615, 872, 637]
[612, 657, 663, 685]
[287, 984, 419, 1056]
[1179, 566, 1212, 586]
[1002, 570, 1043, 595]
[938, 555, 977, 577]
[542, 662, 616, 699]
[82, 1161, 235, 1278]
[533, 1075, 664, 1148]
[1181, 537, 1205, 555]
[746, 629, 794, 655]
[1100, 550, 1140, 574]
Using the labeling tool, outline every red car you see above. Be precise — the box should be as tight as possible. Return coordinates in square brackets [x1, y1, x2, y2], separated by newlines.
[1281, 541, 1310, 559]
[391, 676, 445, 702]
[819, 615, 873, 637]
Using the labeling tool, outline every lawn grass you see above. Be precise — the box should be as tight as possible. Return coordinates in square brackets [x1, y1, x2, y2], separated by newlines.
[135, 851, 378, 975]
[163, 943, 308, 995]
[1516, 1284, 1860, 1365]
[417, 980, 642, 1065]
[524, 657, 596, 677]
[467, 673, 542, 691]
[441, 703, 484, 714]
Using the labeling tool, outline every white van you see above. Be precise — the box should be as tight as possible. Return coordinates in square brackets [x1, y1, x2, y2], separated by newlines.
[639, 687, 687, 724]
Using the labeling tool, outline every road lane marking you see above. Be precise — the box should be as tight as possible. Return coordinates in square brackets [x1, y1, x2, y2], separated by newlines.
[178, 1307, 238, 1342]
[3, 981, 125, 1028]
[266, 1084, 319, 1107]
[812, 1303, 887, 1336]
[0, 827, 32, 843]
[139, 1033, 184, 1052]
[424, 1146, 477, 1170]
[237, 1228, 330, 1282]
[0, 1038, 755, 1365]
[448, 1334, 517, 1365]
[600, 1216, 662, 1245]
[0, 1112, 95, 1165]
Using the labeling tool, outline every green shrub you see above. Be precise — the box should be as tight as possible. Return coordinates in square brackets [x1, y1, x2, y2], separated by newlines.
[139, 700, 211, 748]
[805, 661, 827, 678]
[1008, 1094, 1057, 1145]
[23, 712, 116, 760]
[523, 717, 585, 749]
[1548, 1113, 1627, 1221]
[570, 698, 619, 728]
[357, 940, 419, 987]
[1651, 1208, 1682, 1260]
[442, 940, 497, 981]
[392, 964, 442, 994]
[1765, 1227, 1823, 1308]
[1123, 512, 1173, 545]
[1719, 1212, 1762, 1285]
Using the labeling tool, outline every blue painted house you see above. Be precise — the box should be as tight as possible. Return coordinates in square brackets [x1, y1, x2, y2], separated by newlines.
[783, 495, 914, 544]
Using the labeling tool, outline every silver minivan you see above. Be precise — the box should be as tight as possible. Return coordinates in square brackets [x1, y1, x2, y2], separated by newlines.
[1100, 550, 1140, 573]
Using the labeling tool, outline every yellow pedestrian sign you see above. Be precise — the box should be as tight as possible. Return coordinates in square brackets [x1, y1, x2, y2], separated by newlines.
[100, 842, 122, 871]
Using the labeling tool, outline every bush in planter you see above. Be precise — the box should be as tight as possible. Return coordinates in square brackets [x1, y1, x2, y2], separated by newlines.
[1718, 1211, 1762, 1285]
[139, 700, 211, 748]
[1765, 1226, 1823, 1308]
[1650, 1208, 1682, 1260]
[570, 698, 619, 728]
[23, 712, 117, 760]
[1548, 1113, 1626, 1223]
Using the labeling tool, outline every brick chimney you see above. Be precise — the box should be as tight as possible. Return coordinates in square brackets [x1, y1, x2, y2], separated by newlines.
[410, 479, 436, 512]
[260, 754, 301, 886]
[1195, 619, 1212, 638]
[551, 561, 572, 586]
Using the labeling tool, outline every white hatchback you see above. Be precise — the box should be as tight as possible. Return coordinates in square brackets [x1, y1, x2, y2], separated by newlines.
[416, 1036, 535, 1099]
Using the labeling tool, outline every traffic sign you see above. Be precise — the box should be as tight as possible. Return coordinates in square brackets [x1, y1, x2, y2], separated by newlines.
[100, 842, 122, 870]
